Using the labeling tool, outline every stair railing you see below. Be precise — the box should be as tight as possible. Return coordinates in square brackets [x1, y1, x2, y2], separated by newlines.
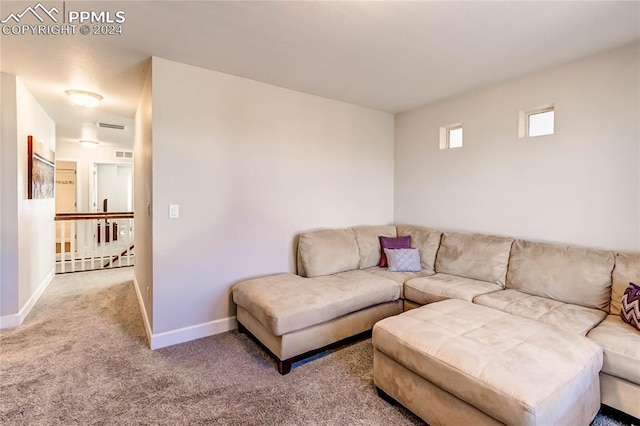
[54, 212, 134, 273]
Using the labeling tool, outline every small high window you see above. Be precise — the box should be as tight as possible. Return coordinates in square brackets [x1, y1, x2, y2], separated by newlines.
[519, 105, 554, 138]
[448, 126, 463, 148]
[439, 124, 463, 150]
[528, 108, 554, 137]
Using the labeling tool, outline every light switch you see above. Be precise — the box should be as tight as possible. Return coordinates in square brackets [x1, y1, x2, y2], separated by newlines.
[169, 204, 179, 219]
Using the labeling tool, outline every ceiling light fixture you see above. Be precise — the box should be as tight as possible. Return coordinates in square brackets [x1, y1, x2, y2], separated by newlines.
[65, 90, 103, 108]
[80, 140, 99, 149]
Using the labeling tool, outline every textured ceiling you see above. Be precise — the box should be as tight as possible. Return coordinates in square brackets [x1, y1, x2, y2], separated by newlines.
[1, 1, 639, 148]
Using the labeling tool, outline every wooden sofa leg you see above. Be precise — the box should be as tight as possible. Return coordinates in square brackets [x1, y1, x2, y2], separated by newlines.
[236, 322, 291, 374]
[237, 322, 247, 334]
[376, 387, 397, 405]
[277, 359, 292, 375]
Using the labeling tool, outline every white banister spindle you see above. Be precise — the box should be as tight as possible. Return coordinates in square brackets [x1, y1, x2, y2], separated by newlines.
[60, 220, 66, 273]
[130, 218, 135, 265]
[70, 220, 76, 272]
[91, 219, 97, 271]
[98, 221, 105, 268]
[80, 220, 87, 271]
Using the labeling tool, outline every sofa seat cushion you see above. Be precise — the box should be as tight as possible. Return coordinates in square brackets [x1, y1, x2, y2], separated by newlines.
[373, 299, 603, 426]
[362, 267, 434, 284]
[404, 273, 502, 305]
[474, 289, 606, 336]
[362, 267, 434, 299]
[362, 267, 434, 285]
[232, 272, 400, 336]
[587, 315, 640, 385]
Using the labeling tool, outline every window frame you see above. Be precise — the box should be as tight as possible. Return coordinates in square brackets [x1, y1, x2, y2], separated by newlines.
[446, 124, 464, 149]
[525, 106, 555, 138]
[440, 123, 464, 150]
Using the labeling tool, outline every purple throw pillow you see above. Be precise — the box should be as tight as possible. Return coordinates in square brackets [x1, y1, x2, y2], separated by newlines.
[378, 235, 411, 267]
[621, 282, 640, 331]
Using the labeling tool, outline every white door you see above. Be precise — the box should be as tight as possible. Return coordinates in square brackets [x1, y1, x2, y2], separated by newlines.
[90, 163, 98, 212]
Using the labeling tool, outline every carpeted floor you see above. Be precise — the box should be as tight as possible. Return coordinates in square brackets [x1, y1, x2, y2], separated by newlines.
[0, 268, 635, 425]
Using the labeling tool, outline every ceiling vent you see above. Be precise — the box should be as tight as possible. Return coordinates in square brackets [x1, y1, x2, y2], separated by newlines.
[115, 150, 133, 159]
[97, 122, 126, 130]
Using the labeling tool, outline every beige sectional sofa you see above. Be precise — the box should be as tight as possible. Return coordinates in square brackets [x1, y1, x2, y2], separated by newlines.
[231, 225, 640, 422]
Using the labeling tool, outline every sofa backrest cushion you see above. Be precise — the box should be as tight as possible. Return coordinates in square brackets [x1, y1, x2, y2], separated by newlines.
[396, 225, 443, 273]
[611, 252, 640, 316]
[435, 232, 513, 286]
[353, 225, 397, 269]
[506, 240, 614, 311]
[297, 229, 360, 277]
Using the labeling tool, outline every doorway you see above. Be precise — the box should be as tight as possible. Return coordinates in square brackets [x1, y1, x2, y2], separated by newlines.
[55, 160, 77, 253]
[91, 163, 133, 213]
[90, 162, 134, 252]
[54, 159, 135, 273]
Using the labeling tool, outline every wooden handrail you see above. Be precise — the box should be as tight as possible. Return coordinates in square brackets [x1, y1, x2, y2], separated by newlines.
[55, 212, 134, 221]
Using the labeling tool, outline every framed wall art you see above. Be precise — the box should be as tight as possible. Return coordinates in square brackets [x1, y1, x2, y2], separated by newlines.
[28, 135, 55, 199]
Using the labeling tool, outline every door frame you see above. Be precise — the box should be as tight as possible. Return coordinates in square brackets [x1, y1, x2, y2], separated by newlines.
[90, 161, 134, 213]
[54, 159, 78, 253]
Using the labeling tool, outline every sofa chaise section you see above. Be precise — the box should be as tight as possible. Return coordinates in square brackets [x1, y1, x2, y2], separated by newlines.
[233, 225, 413, 374]
[233, 271, 402, 374]
[233, 272, 401, 337]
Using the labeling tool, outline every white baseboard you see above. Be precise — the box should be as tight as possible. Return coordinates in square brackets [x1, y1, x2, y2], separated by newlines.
[0, 268, 54, 329]
[150, 316, 237, 350]
[0, 312, 20, 329]
[132, 274, 153, 347]
[131, 274, 236, 350]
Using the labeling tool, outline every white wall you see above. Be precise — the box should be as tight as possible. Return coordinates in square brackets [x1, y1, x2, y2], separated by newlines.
[0, 75, 5, 314]
[134, 64, 154, 329]
[150, 57, 394, 335]
[56, 141, 132, 213]
[0, 73, 56, 326]
[1, 73, 20, 318]
[16, 78, 56, 309]
[395, 42, 640, 252]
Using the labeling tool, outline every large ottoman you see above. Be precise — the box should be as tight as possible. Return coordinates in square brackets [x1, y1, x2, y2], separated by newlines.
[373, 299, 603, 426]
